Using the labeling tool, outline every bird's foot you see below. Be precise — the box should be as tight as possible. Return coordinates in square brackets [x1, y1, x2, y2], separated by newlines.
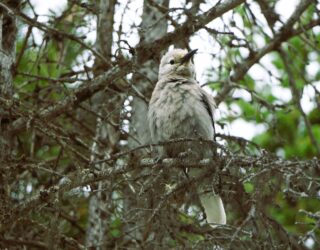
[178, 148, 199, 160]
[178, 151, 188, 159]
[153, 156, 163, 164]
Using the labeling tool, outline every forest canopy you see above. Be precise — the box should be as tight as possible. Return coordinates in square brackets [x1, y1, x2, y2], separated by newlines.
[0, 0, 319, 249]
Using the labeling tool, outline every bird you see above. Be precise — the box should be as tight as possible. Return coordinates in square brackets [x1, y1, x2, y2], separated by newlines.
[148, 48, 226, 226]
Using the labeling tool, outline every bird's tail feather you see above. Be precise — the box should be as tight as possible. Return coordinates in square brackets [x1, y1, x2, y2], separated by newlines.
[199, 193, 226, 227]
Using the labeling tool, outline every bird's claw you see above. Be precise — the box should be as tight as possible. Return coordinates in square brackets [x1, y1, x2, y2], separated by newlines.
[178, 148, 195, 159]
[153, 156, 163, 164]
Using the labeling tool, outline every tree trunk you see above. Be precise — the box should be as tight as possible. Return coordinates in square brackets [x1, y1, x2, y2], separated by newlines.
[128, 0, 169, 150]
[85, 0, 118, 248]
[125, 0, 169, 246]
[0, 0, 19, 222]
[0, 0, 18, 157]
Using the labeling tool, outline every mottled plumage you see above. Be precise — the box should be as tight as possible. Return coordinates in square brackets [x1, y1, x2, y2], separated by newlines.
[148, 48, 226, 226]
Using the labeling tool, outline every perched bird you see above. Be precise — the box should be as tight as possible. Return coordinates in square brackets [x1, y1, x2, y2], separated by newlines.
[148, 48, 226, 226]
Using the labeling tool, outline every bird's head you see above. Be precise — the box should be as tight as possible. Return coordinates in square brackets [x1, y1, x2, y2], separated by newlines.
[158, 48, 197, 79]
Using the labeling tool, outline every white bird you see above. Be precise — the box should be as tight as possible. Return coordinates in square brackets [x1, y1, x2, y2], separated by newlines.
[148, 48, 226, 226]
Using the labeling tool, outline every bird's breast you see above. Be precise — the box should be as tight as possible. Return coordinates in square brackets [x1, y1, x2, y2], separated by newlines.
[149, 82, 209, 142]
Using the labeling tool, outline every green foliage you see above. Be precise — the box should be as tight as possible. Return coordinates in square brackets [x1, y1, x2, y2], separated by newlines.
[243, 182, 254, 193]
[108, 218, 122, 239]
[268, 193, 320, 234]
[212, 25, 320, 246]
[5, 0, 320, 249]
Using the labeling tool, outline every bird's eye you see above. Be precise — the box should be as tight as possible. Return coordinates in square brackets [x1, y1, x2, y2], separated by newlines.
[169, 59, 175, 65]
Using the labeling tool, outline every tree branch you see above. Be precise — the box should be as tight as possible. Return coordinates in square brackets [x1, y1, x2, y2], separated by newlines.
[214, 0, 315, 105]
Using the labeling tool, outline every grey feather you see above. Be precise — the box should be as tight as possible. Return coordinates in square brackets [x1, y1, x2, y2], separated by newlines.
[148, 48, 226, 226]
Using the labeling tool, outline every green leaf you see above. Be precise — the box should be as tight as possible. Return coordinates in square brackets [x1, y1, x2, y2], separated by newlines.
[243, 182, 254, 193]
[110, 229, 121, 238]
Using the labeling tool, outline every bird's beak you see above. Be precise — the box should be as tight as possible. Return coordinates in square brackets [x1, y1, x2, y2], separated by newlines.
[180, 49, 198, 65]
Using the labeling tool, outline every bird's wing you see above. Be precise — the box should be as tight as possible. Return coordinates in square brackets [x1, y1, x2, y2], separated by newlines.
[199, 89, 216, 139]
